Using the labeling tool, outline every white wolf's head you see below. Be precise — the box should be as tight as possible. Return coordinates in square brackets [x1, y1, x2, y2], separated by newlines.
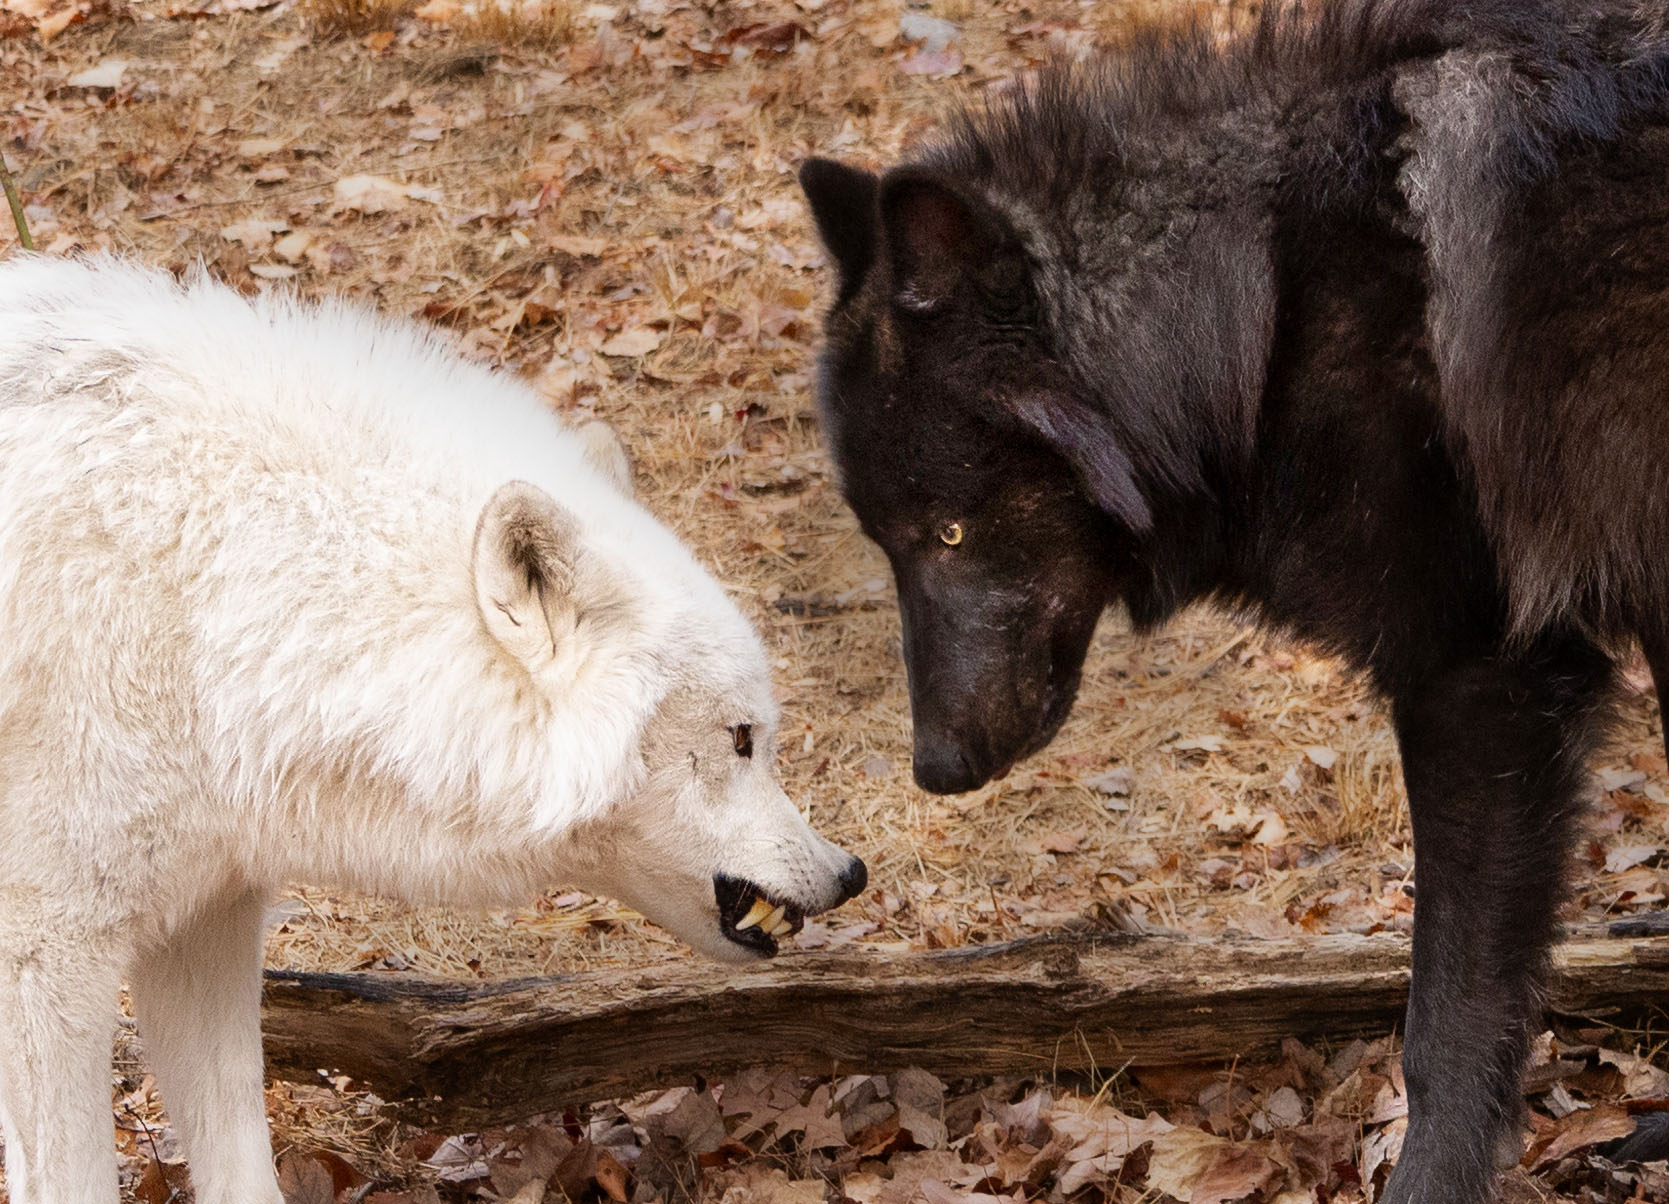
[470, 440, 866, 962]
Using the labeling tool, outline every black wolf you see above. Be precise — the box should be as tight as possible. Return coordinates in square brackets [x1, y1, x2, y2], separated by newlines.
[801, 1, 1669, 1199]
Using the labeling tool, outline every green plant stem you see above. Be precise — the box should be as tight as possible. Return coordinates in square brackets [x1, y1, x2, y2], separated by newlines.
[0, 148, 34, 252]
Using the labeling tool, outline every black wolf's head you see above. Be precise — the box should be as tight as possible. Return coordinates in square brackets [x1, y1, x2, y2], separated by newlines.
[799, 100, 1276, 791]
[797, 160, 1133, 794]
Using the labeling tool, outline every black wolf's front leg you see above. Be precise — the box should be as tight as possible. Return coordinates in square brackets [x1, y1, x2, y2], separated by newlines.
[1381, 640, 1612, 1204]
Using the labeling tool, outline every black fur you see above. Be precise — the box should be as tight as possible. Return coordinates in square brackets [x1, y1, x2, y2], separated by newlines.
[800, 2, 1669, 1199]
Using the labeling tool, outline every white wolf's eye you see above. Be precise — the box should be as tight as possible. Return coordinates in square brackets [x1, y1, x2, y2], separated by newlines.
[732, 724, 754, 758]
[938, 521, 964, 547]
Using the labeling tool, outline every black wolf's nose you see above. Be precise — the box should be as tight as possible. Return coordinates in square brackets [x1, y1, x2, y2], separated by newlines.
[836, 855, 868, 904]
[912, 744, 986, 794]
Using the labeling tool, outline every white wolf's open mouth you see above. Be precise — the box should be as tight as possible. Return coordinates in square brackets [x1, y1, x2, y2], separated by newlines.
[714, 874, 805, 956]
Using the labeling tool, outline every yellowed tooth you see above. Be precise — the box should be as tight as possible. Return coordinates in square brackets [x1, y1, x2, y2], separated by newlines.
[735, 896, 774, 932]
[769, 919, 795, 937]
[760, 904, 786, 933]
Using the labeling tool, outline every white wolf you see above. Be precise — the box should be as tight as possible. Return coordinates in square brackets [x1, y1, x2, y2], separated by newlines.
[0, 255, 865, 1204]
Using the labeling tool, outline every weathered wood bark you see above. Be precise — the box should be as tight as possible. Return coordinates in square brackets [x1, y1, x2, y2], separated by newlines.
[260, 926, 1669, 1129]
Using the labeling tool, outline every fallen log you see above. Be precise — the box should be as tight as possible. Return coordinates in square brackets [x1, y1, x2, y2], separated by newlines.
[260, 925, 1669, 1129]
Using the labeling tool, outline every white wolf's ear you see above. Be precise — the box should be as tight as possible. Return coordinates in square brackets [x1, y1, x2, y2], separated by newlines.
[474, 481, 580, 670]
[574, 419, 635, 498]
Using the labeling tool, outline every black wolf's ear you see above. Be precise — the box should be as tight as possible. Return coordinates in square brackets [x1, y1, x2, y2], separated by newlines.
[1004, 391, 1153, 533]
[800, 158, 880, 296]
[879, 169, 1030, 318]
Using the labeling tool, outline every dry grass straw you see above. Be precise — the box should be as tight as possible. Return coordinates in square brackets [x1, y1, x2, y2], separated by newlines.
[456, 0, 574, 50]
[0, 149, 32, 251]
[299, 0, 574, 46]
[297, 0, 416, 36]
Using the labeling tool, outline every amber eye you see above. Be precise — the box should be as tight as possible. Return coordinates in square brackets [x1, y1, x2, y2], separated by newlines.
[732, 724, 754, 759]
[938, 521, 964, 547]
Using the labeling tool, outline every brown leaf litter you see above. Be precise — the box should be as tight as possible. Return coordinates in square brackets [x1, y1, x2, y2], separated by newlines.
[3, 0, 1669, 1198]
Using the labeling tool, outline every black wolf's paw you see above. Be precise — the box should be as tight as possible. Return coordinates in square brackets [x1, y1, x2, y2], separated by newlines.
[1607, 1111, 1669, 1164]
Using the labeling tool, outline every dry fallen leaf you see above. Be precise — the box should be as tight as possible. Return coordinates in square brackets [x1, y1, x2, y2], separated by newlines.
[1359, 1118, 1407, 1191]
[599, 327, 664, 357]
[1051, 1101, 1173, 1193]
[34, 5, 78, 37]
[220, 218, 289, 250]
[898, 10, 958, 49]
[273, 231, 314, 263]
[774, 1083, 848, 1149]
[423, 1134, 491, 1182]
[332, 174, 438, 213]
[1606, 844, 1662, 873]
[895, 1067, 949, 1149]
[1, 0, 57, 19]
[1250, 809, 1291, 846]
[592, 1149, 630, 1202]
[1176, 735, 1227, 753]
[65, 57, 128, 87]
[899, 46, 962, 75]
[489, 1124, 571, 1196]
[1145, 1126, 1229, 1200]
[1257, 1085, 1307, 1130]
[657, 1086, 728, 1154]
[133, 1159, 184, 1204]
[1188, 1145, 1283, 1204]
[1599, 1049, 1669, 1098]
[1302, 745, 1339, 769]
[1083, 766, 1134, 796]
[277, 1152, 336, 1204]
[710, 1165, 825, 1204]
[548, 234, 609, 257]
[1529, 1104, 1635, 1170]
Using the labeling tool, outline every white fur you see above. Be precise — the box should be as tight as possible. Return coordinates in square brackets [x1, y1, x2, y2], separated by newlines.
[0, 255, 858, 1204]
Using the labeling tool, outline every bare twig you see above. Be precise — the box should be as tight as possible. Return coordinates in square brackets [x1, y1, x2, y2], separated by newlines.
[123, 1102, 184, 1202]
[0, 148, 33, 252]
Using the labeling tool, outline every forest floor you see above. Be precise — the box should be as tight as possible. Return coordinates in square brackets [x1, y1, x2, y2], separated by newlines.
[3, 0, 1669, 1198]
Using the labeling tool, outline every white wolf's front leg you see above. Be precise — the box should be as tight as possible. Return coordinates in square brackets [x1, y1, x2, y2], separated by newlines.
[0, 920, 125, 1204]
[129, 890, 284, 1204]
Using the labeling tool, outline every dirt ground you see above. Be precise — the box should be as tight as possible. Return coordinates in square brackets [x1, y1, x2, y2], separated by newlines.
[4, 0, 1669, 1199]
